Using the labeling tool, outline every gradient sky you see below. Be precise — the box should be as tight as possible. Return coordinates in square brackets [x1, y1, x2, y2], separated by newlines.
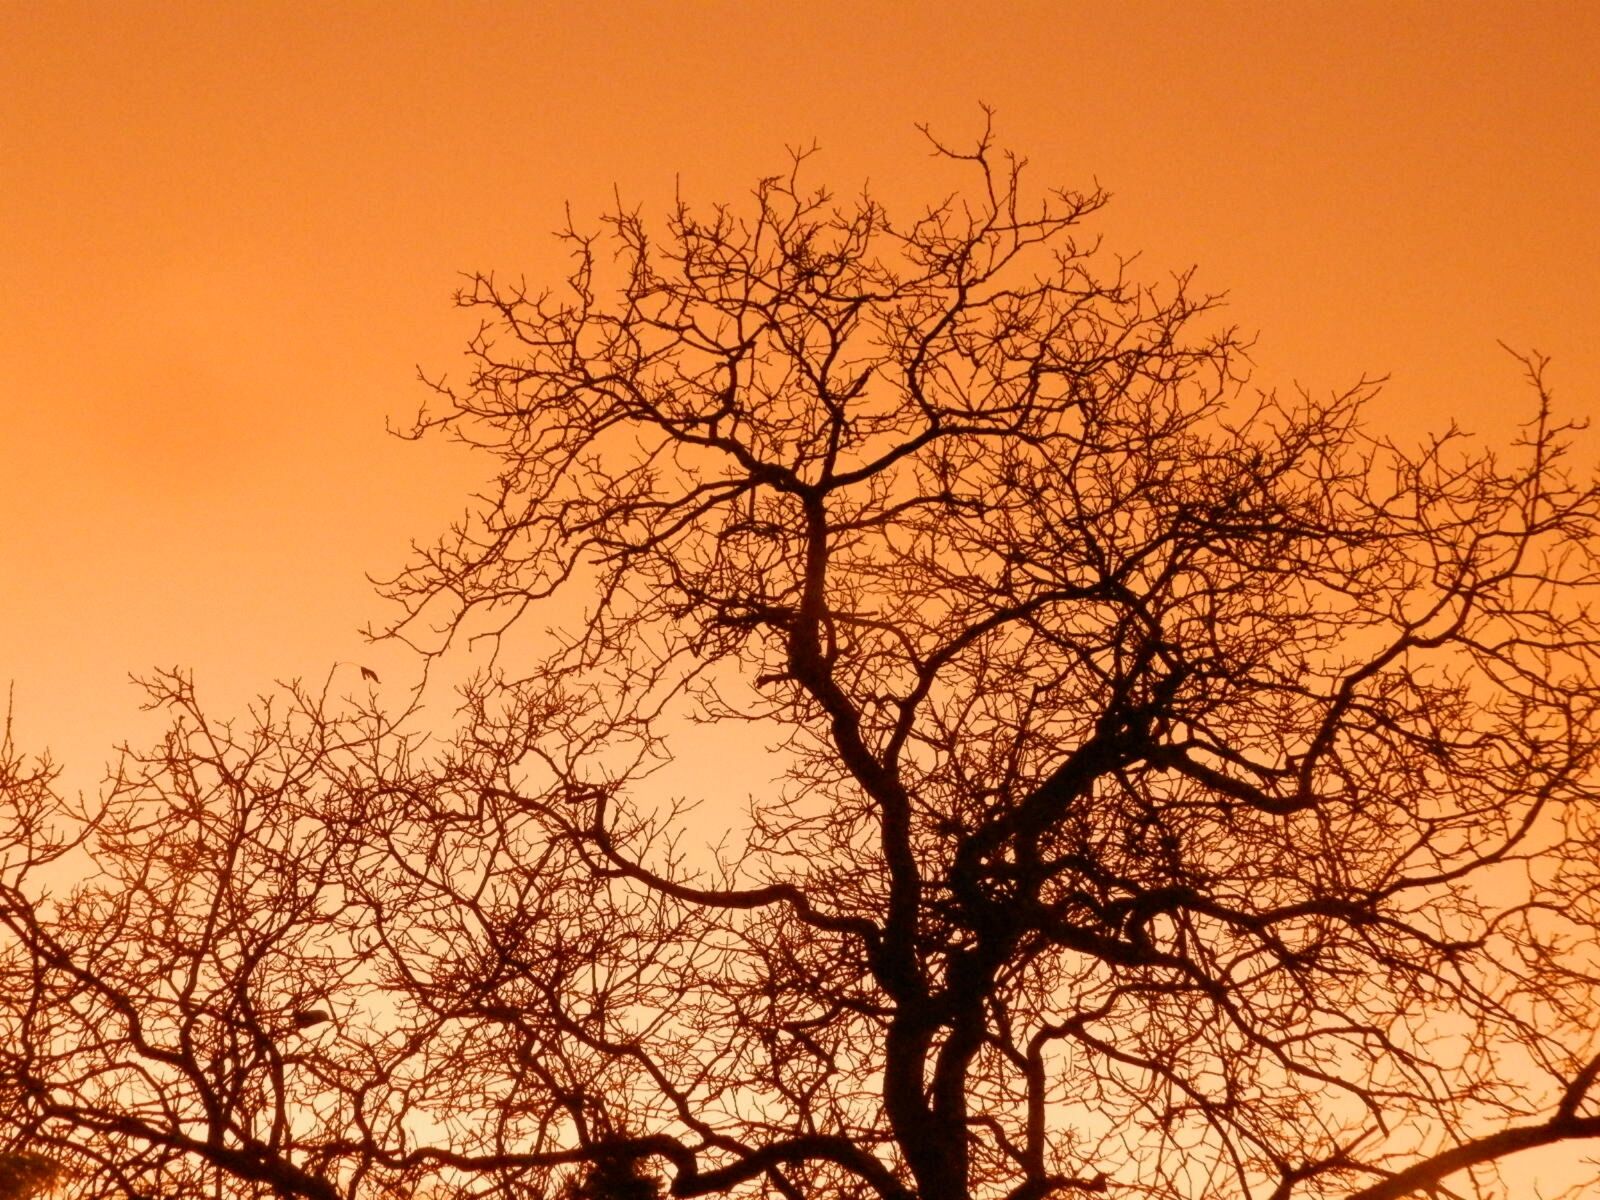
[7, 1, 1597, 777]
[3, 2, 1599, 1188]
[2, 9, 1595, 743]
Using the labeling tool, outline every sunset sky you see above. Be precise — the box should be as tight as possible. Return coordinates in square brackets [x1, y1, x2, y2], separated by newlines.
[6, 3, 1595, 785]
[3, 2, 1600, 1190]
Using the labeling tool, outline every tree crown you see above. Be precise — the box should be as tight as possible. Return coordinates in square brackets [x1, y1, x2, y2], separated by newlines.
[4, 122, 1600, 1200]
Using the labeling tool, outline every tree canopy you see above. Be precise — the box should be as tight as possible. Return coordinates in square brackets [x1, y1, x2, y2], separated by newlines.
[4, 122, 1600, 1200]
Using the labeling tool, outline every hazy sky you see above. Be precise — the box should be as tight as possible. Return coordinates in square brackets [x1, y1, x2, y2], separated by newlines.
[4, 3, 1596, 782]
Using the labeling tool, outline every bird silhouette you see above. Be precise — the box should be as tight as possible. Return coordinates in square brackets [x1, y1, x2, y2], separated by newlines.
[359, 667, 380, 684]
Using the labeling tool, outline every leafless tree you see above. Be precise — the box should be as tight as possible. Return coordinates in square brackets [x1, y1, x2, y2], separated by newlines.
[4, 119, 1600, 1200]
[0, 675, 417, 1200]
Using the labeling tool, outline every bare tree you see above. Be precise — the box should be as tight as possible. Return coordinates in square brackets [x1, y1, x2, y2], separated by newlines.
[0, 1151, 61, 1200]
[0, 675, 413, 1200]
[5, 120, 1600, 1200]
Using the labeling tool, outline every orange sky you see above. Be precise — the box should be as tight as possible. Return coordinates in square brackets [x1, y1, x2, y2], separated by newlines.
[2, 2, 1599, 1188]
[7, 1, 1596, 781]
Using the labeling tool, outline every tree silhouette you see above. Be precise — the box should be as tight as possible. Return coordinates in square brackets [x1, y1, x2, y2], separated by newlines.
[4, 120, 1600, 1200]
[562, 1151, 664, 1200]
[0, 1152, 61, 1200]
